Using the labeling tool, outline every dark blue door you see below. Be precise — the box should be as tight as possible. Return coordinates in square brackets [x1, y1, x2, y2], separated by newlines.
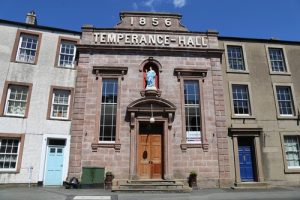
[238, 139, 255, 181]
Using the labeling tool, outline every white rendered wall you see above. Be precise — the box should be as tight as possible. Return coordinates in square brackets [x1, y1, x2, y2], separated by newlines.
[0, 23, 80, 184]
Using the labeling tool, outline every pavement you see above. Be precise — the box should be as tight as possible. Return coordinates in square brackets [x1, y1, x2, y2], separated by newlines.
[0, 186, 300, 200]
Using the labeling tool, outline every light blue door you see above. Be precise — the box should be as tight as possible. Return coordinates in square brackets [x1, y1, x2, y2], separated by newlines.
[44, 146, 64, 185]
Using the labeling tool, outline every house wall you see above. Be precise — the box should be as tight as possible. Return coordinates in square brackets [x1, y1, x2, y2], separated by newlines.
[219, 39, 300, 186]
[0, 23, 80, 184]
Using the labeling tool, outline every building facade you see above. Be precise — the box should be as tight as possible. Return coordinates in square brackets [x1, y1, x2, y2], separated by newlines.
[0, 11, 300, 189]
[67, 12, 231, 188]
[219, 37, 300, 186]
[0, 12, 80, 185]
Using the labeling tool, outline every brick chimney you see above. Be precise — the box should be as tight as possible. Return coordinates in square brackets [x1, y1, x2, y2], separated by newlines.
[26, 11, 37, 25]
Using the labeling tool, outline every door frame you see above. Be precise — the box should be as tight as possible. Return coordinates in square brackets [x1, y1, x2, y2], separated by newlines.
[129, 117, 173, 180]
[38, 134, 70, 185]
[229, 128, 264, 183]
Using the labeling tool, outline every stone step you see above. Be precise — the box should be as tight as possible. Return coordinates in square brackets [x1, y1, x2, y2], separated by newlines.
[112, 187, 192, 193]
[119, 183, 184, 189]
[127, 180, 177, 185]
[232, 182, 270, 189]
[112, 180, 192, 193]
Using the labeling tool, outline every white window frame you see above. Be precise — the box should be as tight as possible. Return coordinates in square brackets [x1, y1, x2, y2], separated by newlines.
[224, 42, 249, 73]
[0, 138, 20, 171]
[265, 45, 290, 75]
[4, 85, 29, 117]
[50, 89, 71, 120]
[99, 78, 118, 143]
[16, 33, 38, 64]
[58, 41, 76, 68]
[284, 136, 300, 169]
[183, 80, 202, 144]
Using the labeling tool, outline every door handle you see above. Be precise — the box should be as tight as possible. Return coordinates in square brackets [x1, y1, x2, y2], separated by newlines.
[149, 161, 153, 164]
[243, 155, 246, 161]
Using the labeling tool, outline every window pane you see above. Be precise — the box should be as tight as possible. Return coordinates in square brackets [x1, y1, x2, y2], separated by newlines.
[99, 79, 118, 142]
[5, 85, 29, 116]
[284, 136, 300, 167]
[16, 34, 38, 63]
[232, 84, 251, 115]
[184, 80, 201, 143]
[59, 41, 76, 68]
[227, 45, 245, 70]
[276, 86, 294, 115]
[269, 48, 286, 72]
[0, 138, 19, 170]
[51, 89, 70, 119]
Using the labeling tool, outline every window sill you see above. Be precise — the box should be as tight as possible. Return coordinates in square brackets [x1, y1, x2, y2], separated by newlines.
[180, 143, 209, 152]
[1, 114, 26, 119]
[269, 72, 291, 76]
[11, 60, 36, 65]
[55, 65, 76, 70]
[226, 70, 249, 74]
[0, 170, 19, 173]
[231, 115, 256, 119]
[284, 167, 300, 173]
[277, 116, 297, 120]
[91, 142, 121, 152]
[47, 117, 71, 121]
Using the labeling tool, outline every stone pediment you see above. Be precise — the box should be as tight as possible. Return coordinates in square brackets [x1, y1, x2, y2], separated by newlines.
[115, 12, 188, 32]
[127, 96, 176, 128]
[127, 96, 176, 113]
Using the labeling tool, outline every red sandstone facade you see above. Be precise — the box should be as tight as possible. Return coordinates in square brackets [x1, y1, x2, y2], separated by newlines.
[68, 12, 231, 188]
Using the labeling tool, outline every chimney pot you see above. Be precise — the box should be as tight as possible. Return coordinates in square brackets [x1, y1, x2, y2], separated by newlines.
[26, 11, 37, 25]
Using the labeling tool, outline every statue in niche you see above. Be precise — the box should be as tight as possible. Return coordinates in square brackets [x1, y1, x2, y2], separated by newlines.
[145, 66, 157, 90]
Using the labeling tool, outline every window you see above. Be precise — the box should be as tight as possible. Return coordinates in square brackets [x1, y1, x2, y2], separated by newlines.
[47, 86, 73, 120]
[227, 45, 245, 71]
[276, 86, 294, 116]
[4, 85, 29, 117]
[284, 136, 300, 168]
[0, 138, 20, 170]
[268, 48, 287, 72]
[58, 41, 76, 68]
[184, 80, 201, 143]
[232, 84, 251, 115]
[50, 89, 71, 119]
[11, 30, 41, 65]
[99, 79, 118, 142]
[16, 34, 38, 64]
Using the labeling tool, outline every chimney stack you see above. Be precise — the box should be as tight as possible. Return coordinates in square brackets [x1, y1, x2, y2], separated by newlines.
[26, 11, 37, 25]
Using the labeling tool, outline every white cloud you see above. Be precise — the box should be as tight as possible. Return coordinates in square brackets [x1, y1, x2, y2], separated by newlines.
[132, 2, 138, 10]
[173, 0, 186, 8]
[143, 0, 156, 11]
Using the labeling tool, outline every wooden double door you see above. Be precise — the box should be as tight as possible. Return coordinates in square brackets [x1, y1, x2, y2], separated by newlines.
[138, 133, 162, 179]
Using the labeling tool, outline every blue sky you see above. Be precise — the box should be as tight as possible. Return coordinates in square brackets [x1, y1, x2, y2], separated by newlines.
[1, 0, 300, 41]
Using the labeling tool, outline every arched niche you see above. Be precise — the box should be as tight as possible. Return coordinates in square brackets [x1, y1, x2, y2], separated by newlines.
[139, 57, 162, 89]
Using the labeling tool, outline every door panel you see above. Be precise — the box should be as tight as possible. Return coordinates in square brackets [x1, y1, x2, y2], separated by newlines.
[44, 146, 64, 185]
[138, 134, 162, 179]
[239, 140, 255, 182]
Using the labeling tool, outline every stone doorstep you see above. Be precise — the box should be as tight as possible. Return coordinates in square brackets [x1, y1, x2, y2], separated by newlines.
[232, 182, 270, 190]
[111, 180, 192, 193]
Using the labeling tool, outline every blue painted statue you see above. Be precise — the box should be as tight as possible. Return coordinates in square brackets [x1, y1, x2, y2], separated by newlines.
[146, 66, 156, 90]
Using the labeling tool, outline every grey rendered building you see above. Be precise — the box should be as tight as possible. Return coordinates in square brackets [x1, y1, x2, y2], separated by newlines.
[219, 37, 300, 187]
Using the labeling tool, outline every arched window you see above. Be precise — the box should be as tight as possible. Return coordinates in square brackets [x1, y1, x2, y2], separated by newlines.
[143, 63, 159, 89]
